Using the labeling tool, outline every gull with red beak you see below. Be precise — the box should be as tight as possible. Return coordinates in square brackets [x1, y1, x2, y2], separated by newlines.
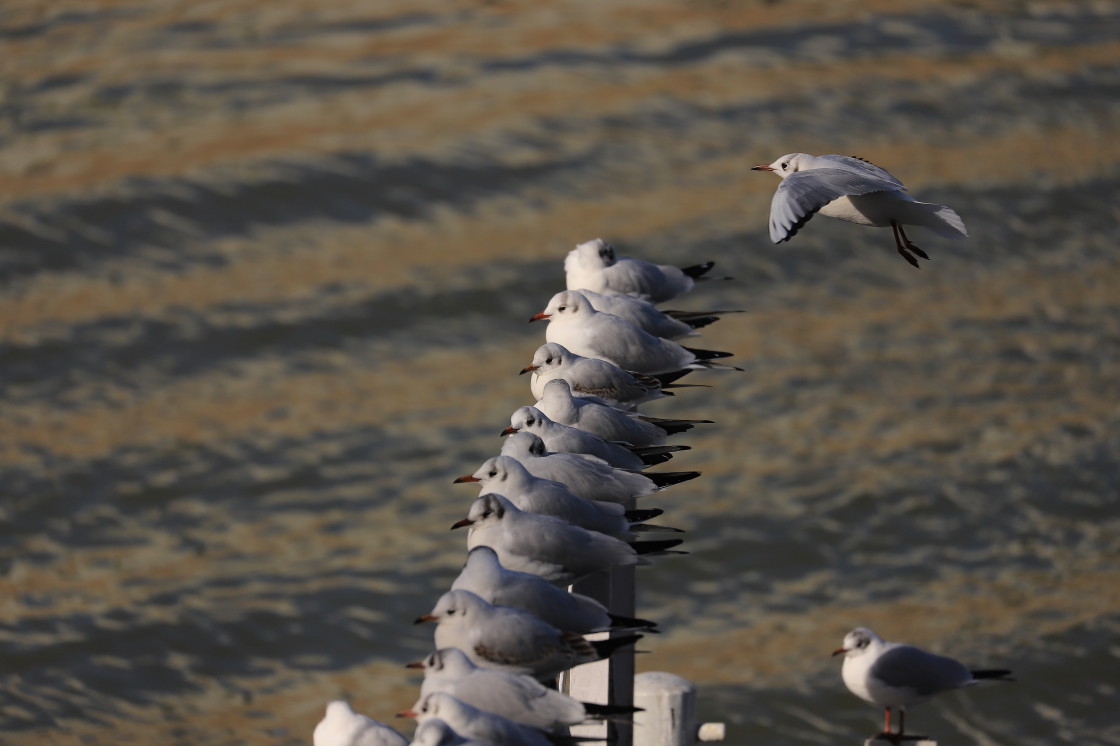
[832, 626, 1013, 741]
[753, 153, 967, 267]
[529, 290, 739, 376]
[521, 342, 682, 411]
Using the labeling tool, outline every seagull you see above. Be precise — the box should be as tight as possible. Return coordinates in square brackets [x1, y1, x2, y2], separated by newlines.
[401, 692, 596, 746]
[521, 342, 676, 411]
[313, 700, 408, 746]
[499, 431, 700, 504]
[530, 290, 740, 375]
[504, 406, 652, 470]
[408, 718, 489, 746]
[574, 288, 736, 340]
[832, 626, 1014, 741]
[407, 648, 640, 731]
[564, 237, 728, 302]
[534, 379, 711, 446]
[753, 153, 967, 267]
[451, 494, 684, 585]
[450, 546, 658, 634]
[452, 456, 660, 538]
[414, 590, 642, 681]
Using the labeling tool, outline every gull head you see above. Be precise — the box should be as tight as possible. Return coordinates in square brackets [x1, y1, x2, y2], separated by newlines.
[832, 626, 882, 658]
[752, 152, 809, 179]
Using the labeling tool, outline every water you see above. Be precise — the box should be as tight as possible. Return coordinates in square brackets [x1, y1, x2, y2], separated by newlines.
[1, 2, 1119, 744]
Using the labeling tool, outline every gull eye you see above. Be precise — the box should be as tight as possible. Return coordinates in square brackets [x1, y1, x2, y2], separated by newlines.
[481, 510, 492, 518]
[446, 608, 456, 616]
[545, 357, 554, 364]
[557, 305, 566, 312]
[781, 162, 789, 170]
[488, 470, 497, 478]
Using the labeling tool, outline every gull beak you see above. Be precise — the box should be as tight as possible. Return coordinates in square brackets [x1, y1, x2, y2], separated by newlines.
[404, 660, 425, 669]
[450, 518, 475, 530]
[396, 709, 417, 718]
[413, 614, 438, 624]
[500, 426, 518, 436]
[452, 474, 481, 483]
[519, 364, 538, 375]
[831, 647, 848, 657]
[528, 312, 550, 322]
[751, 164, 774, 171]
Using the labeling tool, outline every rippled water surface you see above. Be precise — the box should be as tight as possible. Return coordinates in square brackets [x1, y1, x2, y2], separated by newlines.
[2, 1, 1119, 744]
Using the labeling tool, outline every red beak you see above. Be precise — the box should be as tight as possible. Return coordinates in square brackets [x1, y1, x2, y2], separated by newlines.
[413, 614, 438, 624]
[451, 518, 474, 530]
[831, 647, 848, 657]
[520, 364, 538, 375]
[500, 426, 518, 436]
[397, 709, 417, 718]
[404, 660, 425, 669]
[528, 312, 550, 322]
[751, 164, 774, 171]
[453, 474, 480, 483]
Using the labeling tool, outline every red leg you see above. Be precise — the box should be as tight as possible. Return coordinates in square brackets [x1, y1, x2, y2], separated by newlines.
[884, 707, 892, 734]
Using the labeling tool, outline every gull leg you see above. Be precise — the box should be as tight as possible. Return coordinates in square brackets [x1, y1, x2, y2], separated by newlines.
[891, 221, 921, 268]
[896, 223, 930, 260]
[898, 709, 906, 738]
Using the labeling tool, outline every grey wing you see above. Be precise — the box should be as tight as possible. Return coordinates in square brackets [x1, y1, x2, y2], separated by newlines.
[769, 168, 905, 243]
[816, 154, 907, 188]
[871, 645, 971, 696]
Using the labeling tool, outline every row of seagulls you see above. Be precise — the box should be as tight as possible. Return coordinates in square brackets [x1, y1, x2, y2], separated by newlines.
[315, 238, 737, 745]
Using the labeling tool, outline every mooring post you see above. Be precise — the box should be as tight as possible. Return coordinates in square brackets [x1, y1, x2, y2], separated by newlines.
[634, 671, 725, 746]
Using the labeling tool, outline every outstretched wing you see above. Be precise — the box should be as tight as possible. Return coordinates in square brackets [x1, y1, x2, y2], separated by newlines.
[769, 168, 904, 243]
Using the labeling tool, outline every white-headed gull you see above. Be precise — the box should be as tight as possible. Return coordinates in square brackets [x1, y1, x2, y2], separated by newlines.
[451, 494, 683, 585]
[832, 626, 1013, 739]
[753, 153, 968, 268]
[574, 288, 736, 340]
[564, 237, 728, 302]
[414, 590, 641, 681]
[505, 406, 663, 470]
[534, 379, 711, 446]
[450, 546, 658, 634]
[407, 648, 639, 731]
[530, 290, 739, 375]
[313, 700, 408, 746]
[452, 456, 660, 538]
[499, 432, 699, 504]
[522, 342, 678, 411]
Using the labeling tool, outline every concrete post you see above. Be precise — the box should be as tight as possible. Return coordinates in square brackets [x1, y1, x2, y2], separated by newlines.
[633, 672, 725, 746]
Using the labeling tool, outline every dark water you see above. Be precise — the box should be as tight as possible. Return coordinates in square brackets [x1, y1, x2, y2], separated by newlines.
[1, 2, 1118, 744]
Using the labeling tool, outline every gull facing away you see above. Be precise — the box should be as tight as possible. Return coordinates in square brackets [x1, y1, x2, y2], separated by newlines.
[531, 290, 740, 375]
[564, 237, 729, 302]
[500, 431, 700, 504]
[451, 546, 658, 634]
[452, 494, 684, 585]
[313, 700, 408, 746]
[534, 378, 711, 446]
[452, 455, 662, 538]
[833, 627, 1013, 740]
[522, 342, 682, 411]
[414, 589, 642, 682]
[407, 648, 639, 731]
[753, 153, 967, 267]
[408, 718, 489, 746]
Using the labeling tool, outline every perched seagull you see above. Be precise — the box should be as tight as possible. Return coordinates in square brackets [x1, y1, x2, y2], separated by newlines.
[414, 590, 641, 681]
[313, 700, 408, 746]
[452, 455, 661, 538]
[522, 342, 678, 411]
[752, 153, 967, 268]
[564, 237, 728, 302]
[452, 494, 684, 585]
[401, 692, 592, 746]
[534, 379, 711, 446]
[574, 288, 736, 340]
[505, 406, 663, 470]
[530, 290, 740, 375]
[407, 648, 640, 731]
[832, 627, 1014, 740]
[450, 546, 658, 634]
[500, 431, 700, 504]
[408, 718, 488, 746]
